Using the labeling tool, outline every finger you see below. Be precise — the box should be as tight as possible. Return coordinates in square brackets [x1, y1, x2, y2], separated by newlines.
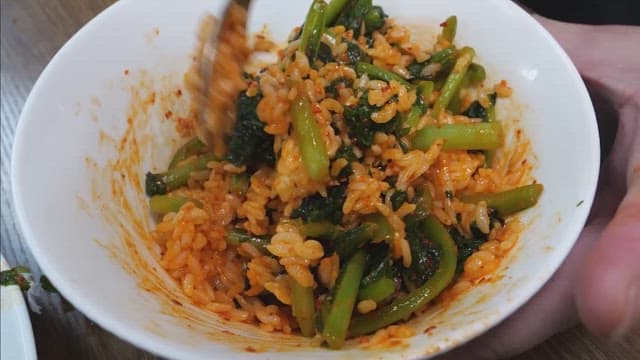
[576, 182, 640, 340]
[533, 15, 640, 109]
[588, 172, 625, 223]
[437, 219, 608, 360]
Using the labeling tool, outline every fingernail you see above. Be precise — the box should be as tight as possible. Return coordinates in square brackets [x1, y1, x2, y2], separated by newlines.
[609, 283, 640, 342]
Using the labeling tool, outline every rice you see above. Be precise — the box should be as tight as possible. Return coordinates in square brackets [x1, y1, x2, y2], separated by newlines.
[317, 253, 340, 289]
[343, 163, 390, 215]
[267, 223, 322, 287]
[245, 255, 281, 296]
[273, 137, 326, 215]
[237, 168, 274, 235]
[382, 140, 443, 191]
[357, 299, 378, 314]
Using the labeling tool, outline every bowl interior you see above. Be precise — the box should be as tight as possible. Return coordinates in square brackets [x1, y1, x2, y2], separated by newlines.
[12, 0, 599, 359]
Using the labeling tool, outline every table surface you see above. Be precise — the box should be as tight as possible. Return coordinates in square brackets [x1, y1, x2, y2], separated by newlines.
[1, 1, 638, 359]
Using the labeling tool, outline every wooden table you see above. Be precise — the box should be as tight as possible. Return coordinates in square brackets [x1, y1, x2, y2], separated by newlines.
[1, 1, 637, 359]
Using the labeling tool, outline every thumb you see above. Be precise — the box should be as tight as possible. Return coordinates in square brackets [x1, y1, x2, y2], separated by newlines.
[534, 12, 640, 340]
[576, 181, 640, 340]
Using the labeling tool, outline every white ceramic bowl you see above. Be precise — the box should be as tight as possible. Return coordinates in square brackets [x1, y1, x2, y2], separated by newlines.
[12, 0, 599, 359]
[1, 255, 37, 360]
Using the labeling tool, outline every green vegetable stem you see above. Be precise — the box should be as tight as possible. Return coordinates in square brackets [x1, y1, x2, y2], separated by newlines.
[225, 228, 271, 253]
[291, 94, 330, 181]
[290, 278, 317, 337]
[403, 81, 434, 129]
[412, 122, 503, 151]
[324, 0, 350, 26]
[357, 277, 395, 303]
[145, 153, 219, 196]
[168, 137, 206, 169]
[356, 62, 411, 87]
[432, 46, 475, 117]
[333, 223, 377, 260]
[440, 15, 457, 43]
[149, 195, 202, 214]
[322, 250, 366, 349]
[349, 215, 457, 335]
[300, 0, 327, 61]
[460, 184, 544, 217]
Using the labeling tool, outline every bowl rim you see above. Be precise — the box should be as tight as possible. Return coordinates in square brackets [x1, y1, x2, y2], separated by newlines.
[11, 0, 600, 358]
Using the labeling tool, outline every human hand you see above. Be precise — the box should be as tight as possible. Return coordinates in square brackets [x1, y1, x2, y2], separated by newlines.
[439, 16, 640, 359]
